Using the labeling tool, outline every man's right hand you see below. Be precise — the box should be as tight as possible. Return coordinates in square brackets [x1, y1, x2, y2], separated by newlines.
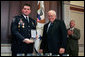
[68, 30, 73, 35]
[39, 49, 43, 53]
[23, 38, 34, 44]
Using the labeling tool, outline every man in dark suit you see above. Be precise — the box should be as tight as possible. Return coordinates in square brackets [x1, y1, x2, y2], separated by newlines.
[66, 20, 80, 56]
[39, 10, 67, 55]
[11, 4, 36, 56]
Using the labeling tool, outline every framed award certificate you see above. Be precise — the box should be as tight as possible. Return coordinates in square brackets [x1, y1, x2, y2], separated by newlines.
[31, 29, 36, 38]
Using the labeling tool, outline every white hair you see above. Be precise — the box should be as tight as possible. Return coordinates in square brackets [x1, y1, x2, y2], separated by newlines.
[70, 20, 75, 23]
[48, 10, 56, 16]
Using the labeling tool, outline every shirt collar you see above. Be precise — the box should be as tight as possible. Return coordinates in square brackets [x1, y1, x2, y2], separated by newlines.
[70, 27, 74, 30]
[23, 14, 29, 19]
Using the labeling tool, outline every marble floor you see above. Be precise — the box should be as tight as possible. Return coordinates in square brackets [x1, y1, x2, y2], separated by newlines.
[1, 52, 84, 56]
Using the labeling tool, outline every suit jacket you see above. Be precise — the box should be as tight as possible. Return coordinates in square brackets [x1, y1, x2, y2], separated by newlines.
[11, 15, 36, 53]
[67, 28, 80, 51]
[40, 19, 67, 54]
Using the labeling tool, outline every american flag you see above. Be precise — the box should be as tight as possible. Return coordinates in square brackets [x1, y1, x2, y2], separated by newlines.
[34, 1, 45, 53]
[37, 1, 45, 22]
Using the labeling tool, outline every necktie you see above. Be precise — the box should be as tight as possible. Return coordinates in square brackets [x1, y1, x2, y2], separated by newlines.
[26, 16, 29, 23]
[47, 23, 53, 32]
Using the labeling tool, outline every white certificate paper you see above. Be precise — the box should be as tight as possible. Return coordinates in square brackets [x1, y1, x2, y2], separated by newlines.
[31, 30, 36, 38]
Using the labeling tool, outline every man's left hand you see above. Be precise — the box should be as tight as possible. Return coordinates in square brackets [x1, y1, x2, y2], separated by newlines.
[59, 48, 65, 54]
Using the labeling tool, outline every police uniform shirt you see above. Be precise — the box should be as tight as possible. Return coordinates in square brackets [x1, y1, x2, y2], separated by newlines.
[11, 14, 37, 54]
[11, 14, 36, 41]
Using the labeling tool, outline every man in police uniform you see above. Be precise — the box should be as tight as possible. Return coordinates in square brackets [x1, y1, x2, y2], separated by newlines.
[11, 4, 36, 56]
[66, 20, 80, 56]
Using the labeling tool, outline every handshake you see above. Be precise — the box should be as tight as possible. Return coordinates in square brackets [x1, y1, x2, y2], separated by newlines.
[23, 38, 34, 44]
[23, 35, 38, 44]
